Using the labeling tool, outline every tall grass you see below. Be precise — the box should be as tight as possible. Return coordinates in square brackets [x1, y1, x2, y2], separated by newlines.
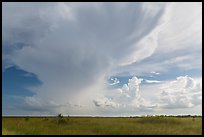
[2, 117, 202, 135]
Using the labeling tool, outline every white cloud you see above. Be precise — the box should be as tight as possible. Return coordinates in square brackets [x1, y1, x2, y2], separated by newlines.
[158, 76, 202, 109]
[117, 76, 143, 100]
[150, 71, 160, 75]
[109, 78, 120, 85]
[145, 79, 162, 83]
[94, 75, 202, 115]
[93, 76, 155, 111]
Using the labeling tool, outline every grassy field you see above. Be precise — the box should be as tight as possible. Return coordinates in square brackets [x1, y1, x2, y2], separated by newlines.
[2, 116, 202, 135]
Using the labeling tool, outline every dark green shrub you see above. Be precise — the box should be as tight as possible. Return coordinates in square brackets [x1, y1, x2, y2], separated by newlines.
[25, 117, 29, 121]
[57, 113, 66, 124]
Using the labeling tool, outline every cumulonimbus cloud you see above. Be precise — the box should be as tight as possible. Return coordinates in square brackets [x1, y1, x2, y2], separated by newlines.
[2, 2, 201, 115]
[2, 2, 167, 114]
[93, 76, 154, 111]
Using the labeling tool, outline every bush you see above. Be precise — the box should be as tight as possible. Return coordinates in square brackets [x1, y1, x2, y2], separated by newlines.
[57, 113, 67, 124]
[25, 117, 29, 121]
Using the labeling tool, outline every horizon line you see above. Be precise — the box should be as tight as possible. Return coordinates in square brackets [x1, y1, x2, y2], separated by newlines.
[2, 114, 202, 117]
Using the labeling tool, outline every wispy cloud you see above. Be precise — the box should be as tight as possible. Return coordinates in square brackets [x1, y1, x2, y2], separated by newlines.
[145, 80, 162, 83]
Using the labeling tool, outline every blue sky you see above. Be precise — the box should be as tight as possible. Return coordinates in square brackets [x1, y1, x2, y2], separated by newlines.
[2, 2, 202, 116]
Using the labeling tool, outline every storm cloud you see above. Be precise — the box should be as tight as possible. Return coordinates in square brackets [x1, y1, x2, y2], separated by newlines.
[2, 2, 202, 115]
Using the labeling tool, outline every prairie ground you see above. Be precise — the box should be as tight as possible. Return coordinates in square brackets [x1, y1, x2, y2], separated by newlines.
[2, 116, 202, 135]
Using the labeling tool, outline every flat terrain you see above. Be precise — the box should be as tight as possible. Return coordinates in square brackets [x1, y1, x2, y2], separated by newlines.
[2, 116, 202, 135]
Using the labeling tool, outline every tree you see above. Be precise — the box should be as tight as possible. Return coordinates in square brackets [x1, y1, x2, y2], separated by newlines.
[57, 113, 66, 124]
[58, 113, 63, 118]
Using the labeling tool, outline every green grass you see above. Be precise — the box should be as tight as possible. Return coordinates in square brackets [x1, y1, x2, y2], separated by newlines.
[2, 116, 202, 135]
[2, 128, 18, 135]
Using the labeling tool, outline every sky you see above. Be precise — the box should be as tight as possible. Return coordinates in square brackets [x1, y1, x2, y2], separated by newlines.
[2, 2, 202, 116]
